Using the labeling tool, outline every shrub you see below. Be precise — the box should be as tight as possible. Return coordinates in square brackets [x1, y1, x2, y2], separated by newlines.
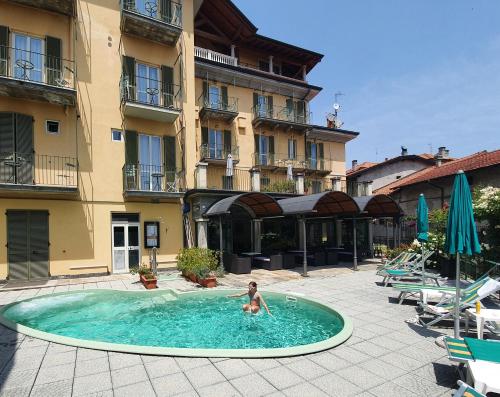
[177, 247, 221, 279]
[261, 180, 296, 193]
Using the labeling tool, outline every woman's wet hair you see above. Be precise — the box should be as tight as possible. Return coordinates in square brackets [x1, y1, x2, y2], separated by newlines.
[249, 281, 257, 288]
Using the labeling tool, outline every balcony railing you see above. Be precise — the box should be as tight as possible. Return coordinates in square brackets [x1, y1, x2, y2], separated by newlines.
[322, 177, 372, 197]
[198, 93, 238, 113]
[204, 166, 251, 191]
[200, 144, 239, 162]
[194, 47, 237, 66]
[260, 173, 296, 194]
[347, 181, 371, 197]
[120, 75, 181, 110]
[252, 152, 332, 172]
[0, 152, 78, 188]
[0, 45, 75, 89]
[122, 0, 182, 28]
[252, 104, 311, 125]
[123, 164, 184, 193]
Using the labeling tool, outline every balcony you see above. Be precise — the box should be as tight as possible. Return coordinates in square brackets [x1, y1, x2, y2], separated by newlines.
[204, 166, 251, 192]
[120, 75, 181, 122]
[6, 0, 75, 16]
[252, 104, 311, 131]
[252, 152, 332, 175]
[320, 176, 372, 197]
[121, 0, 182, 46]
[260, 173, 296, 194]
[0, 152, 78, 198]
[0, 46, 76, 106]
[199, 144, 239, 164]
[122, 164, 185, 202]
[198, 93, 238, 122]
[194, 47, 238, 67]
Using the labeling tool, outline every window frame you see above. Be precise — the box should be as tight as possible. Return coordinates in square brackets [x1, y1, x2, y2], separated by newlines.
[45, 120, 60, 135]
[111, 128, 123, 142]
[11, 31, 45, 83]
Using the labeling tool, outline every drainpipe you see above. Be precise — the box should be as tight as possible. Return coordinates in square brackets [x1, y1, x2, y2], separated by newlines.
[425, 180, 445, 208]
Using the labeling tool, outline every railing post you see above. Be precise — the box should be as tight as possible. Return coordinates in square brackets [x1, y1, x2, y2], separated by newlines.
[332, 176, 341, 191]
[250, 168, 260, 192]
[196, 219, 209, 248]
[296, 173, 304, 195]
[366, 181, 373, 196]
[195, 162, 208, 189]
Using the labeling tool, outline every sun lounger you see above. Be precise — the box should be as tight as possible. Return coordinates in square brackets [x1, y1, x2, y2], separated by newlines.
[443, 336, 500, 364]
[376, 251, 418, 275]
[454, 380, 486, 397]
[382, 250, 437, 286]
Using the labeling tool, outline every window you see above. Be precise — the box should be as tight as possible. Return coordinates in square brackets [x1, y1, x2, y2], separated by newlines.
[208, 129, 223, 159]
[259, 135, 269, 165]
[310, 143, 318, 170]
[45, 120, 60, 135]
[12, 33, 43, 83]
[312, 180, 322, 194]
[256, 94, 267, 117]
[136, 63, 160, 106]
[136, 0, 159, 17]
[111, 129, 123, 142]
[208, 85, 220, 109]
[139, 134, 162, 191]
[288, 139, 296, 160]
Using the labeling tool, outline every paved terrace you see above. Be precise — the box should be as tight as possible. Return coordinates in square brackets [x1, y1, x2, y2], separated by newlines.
[0, 263, 482, 397]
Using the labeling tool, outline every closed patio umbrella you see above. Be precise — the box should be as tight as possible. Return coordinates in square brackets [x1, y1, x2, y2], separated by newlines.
[416, 194, 429, 285]
[287, 163, 293, 181]
[226, 153, 234, 177]
[445, 170, 481, 338]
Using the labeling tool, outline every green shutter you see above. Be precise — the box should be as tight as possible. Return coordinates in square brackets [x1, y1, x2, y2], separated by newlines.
[125, 130, 138, 164]
[296, 101, 306, 123]
[15, 114, 34, 184]
[253, 92, 258, 116]
[0, 112, 14, 183]
[160, 0, 172, 22]
[162, 65, 174, 107]
[267, 95, 273, 118]
[306, 141, 312, 158]
[164, 135, 176, 172]
[45, 36, 61, 86]
[7, 210, 29, 280]
[254, 134, 260, 165]
[318, 143, 325, 171]
[122, 56, 135, 100]
[221, 86, 228, 110]
[223, 130, 231, 156]
[286, 98, 294, 121]
[201, 126, 208, 145]
[28, 211, 49, 279]
[202, 80, 208, 104]
[0, 26, 8, 76]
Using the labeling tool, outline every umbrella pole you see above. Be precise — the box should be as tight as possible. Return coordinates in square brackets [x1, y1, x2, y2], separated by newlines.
[422, 245, 425, 286]
[454, 252, 461, 338]
[219, 216, 224, 269]
[302, 217, 308, 277]
[353, 219, 358, 271]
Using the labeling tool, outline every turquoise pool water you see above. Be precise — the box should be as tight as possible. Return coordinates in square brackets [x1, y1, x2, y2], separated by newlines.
[0, 290, 347, 353]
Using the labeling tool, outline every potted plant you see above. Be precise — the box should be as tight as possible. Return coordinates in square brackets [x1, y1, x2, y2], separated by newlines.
[177, 247, 222, 288]
[196, 268, 217, 288]
[131, 265, 157, 289]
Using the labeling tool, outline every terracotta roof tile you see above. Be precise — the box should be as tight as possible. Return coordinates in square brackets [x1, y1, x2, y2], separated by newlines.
[346, 161, 378, 175]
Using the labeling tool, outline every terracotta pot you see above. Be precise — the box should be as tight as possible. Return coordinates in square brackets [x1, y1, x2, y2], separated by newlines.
[198, 277, 217, 288]
[188, 272, 197, 283]
[140, 274, 157, 289]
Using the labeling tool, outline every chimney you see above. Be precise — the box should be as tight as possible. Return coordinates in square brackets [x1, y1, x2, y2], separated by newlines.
[435, 146, 449, 166]
[351, 160, 358, 169]
[401, 146, 408, 156]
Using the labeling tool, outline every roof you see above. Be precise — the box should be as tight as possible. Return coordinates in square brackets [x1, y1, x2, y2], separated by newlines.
[347, 154, 436, 177]
[278, 191, 359, 217]
[346, 161, 378, 175]
[204, 192, 282, 218]
[354, 195, 403, 218]
[374, 150, 500, 195]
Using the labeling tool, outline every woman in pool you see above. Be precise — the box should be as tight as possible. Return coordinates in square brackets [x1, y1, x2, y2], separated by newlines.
[227, 281, 272, 315]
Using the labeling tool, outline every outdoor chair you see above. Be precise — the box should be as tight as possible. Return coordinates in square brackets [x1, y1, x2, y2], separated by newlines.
[376, 251, 418, 274]
[454, 380, 486, 397]
[255, 254, 283, 271]
[282, 252, 298, 269]
[223, 253, 251, 274]
[381, 250, 436, 286]
[326, 250, 338, 266]
[419, 278, 500, 327]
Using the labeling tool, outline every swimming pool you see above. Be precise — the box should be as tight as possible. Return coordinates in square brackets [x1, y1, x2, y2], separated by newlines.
[0, 289, 352, 357]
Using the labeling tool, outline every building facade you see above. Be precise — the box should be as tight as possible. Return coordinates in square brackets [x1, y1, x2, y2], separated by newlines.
[0, 0, 357, 281]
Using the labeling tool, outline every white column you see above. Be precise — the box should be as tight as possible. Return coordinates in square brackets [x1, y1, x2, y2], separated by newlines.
[253, 219, 262, 252]
[332, 177, 341, 191]
[195, 162, 208, 189]
[230, 44, 236, 58]
[196, 219, 208, 248]
[366, 181, 373, 196]
[269, 56, 274, 73]
[250, 169, 261, 192]
[296, 173, 304, 195]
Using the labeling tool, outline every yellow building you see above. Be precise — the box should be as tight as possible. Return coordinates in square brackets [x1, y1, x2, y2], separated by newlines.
[0, 0, 357, 281]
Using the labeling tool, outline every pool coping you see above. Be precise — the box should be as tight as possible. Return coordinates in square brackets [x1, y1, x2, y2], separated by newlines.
[0, 288, 353, 358]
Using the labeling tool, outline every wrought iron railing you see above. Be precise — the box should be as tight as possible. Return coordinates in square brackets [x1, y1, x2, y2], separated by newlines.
[260, 173, 296, 194]
[198, 93, 238, 113]
[0, 152, 78, 187]
[252, 104, 311, 125]
[120, 75, 181, 110]
[122, 164, 184, 192]
[205, 166, 250, 191]
[194, 47, 238, 66]
[0, 45, 75, 89]
[122, 0, 182, 28]
[200, 144, 239, 162]
[252, 152, 331, 171]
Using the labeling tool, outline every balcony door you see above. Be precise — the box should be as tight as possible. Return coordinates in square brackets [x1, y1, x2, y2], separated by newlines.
[136, 63, 160, 106]
[208, 129, 223, 159]
[139, 134, 162, 191]
[208, 85, 220, 109]
[12, 33, 43, 83]
[112, 222, 140, 274]
[136, 0, 159, 18]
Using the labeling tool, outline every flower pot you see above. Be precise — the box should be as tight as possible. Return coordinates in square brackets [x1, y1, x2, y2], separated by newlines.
[140, 274, 157, 289]
[198, 277, 217, 288]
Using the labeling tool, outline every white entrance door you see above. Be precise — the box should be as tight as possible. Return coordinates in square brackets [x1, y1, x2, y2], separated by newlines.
[112, 223, 140, 273]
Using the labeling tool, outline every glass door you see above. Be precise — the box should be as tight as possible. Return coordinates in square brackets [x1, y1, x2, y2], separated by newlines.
[112, 223, 140, 273]
[310, 143, 318, 170]
[259, 135, 269, 165]
[208, 85, 220, 110]
[136, 63, 159, 105]
[257, 95, 267, 118]
[136, 0, 159, 18]
[127, 224, 140, 269]
[12, 34, 43, 83]
[139, 134, 162, 191]
[208, 129, 223, 159]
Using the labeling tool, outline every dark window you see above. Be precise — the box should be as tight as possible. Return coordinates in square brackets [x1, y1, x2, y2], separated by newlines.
[46, 120, 60, 135]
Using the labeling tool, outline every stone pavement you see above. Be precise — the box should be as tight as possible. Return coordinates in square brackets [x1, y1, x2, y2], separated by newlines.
[0, 266, 476, 397]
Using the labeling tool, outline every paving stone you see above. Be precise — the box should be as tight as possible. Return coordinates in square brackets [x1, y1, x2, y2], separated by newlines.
[45, 343, 76, 354]
[151, 372, 195, 396]
[111, 364, 149, 388]
[2, 353, 44, 372]
[72, 371, 113, 396]
[0, 368, 37, 391]
[108, 353, 142, 370]
[379, 352, 424, 371]
[198, 380, 242, 397]
[357, 358, 407, 380]
[214, 359, 255, 379]
[282, 382, 329, 397]
[394, 372, 451, 396]
[34, 362, 75, 385]
[76, 348, 107, 362]
[370, 381, 416, 397]
[336, 365, 386, 389]
[230, 373, 277, 396]
[259, 365, 303, 390]
[74, 356, 109, 377]
[41, 350, 76, 367]
[369, 335, 407, 350]
[350, 341, 391, 357]
[174, 356, 211, 371]
[144, 356, 181, 378]
[184, 364, 226, 389]
[30, 379, 73, 397]
[243, 358, 281, 371]
[113, 380, 156, 397]
[0, 386, 31, 396]
[285, 359, 329, 380]
[308, 351, 352, 372]
[331, 346, 371, 364]
[313, 372, 362, 397]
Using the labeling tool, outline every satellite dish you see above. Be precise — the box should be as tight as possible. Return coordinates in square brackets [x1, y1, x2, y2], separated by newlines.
[333, 103, 340, 111]
[326, 113, 335, 122]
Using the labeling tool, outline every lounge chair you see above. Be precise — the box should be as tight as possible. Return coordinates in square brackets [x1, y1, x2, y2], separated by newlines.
[377, 251, 422, 278]
[382, 250, 440, 286]
[454, 380, 486, 397]
[419, 278, 500, 327]
[376, 251, 417, 273]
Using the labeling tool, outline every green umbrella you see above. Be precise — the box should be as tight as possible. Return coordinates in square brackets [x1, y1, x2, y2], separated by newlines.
[416, 194, 429, 284]
[445, 170, 481, 338]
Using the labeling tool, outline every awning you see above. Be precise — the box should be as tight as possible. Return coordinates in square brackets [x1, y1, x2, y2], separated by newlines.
[204, 192, 283, 218]
[279, 191, 359, 217]
[354, 194, 403, 218]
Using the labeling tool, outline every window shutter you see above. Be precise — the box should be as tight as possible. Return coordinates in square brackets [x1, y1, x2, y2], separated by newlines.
[6, 210, 29, 280]
[268, 135, 274, 154]
[286, 98, 294, 121]
[122, 56, 135, 100]
[296, 100, 306, 123]
[162, 65, 174, 107]
[202, 80, 208, 103]
[253, 92, 258, 115]
[0, 112, 14, 154]
[160, 0, 172, 22]
[254, 134, 260, 154]
[125, 130, 138, 164]
[223, 130, 231, 155]
[0, 26, 8, 76]
[45, 36, 61, 86]
[221, 86, 228, 110]
[267, 95, 273, 118]
[14, 113, 34, 184]
[28, 211, 50, 279]
[164, 135, 176, 172]
[201, 126, 208, 146]
[306, 141, 311, 158]
[318, 143, 325, 171]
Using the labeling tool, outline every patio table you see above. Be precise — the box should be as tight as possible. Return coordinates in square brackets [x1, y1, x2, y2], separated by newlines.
[465, 308, 500, 339]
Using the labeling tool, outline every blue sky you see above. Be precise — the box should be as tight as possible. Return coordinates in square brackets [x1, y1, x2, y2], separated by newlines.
[233, 0, 500, 165]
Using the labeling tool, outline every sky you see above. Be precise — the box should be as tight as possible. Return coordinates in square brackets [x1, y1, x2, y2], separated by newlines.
[232, 0, 500, 166]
